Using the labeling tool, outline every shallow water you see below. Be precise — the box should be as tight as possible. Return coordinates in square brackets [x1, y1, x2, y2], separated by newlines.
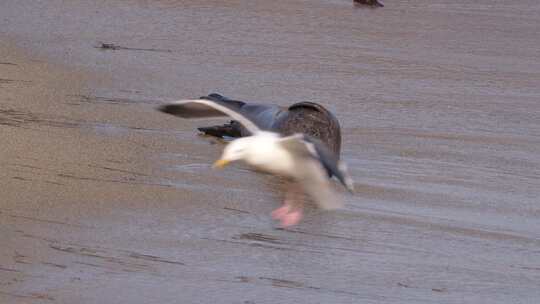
[1, 1, 539, 303]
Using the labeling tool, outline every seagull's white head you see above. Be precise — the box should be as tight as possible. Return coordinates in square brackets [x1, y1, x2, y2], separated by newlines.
[213, 137, 255, 168]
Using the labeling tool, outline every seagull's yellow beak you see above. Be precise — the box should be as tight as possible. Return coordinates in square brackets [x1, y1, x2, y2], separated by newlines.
[212, 158, 230, 169]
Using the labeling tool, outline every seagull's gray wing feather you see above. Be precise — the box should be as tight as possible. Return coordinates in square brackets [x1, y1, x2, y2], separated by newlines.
[158, 99, 261, 134]
[278, 134, 354, 192]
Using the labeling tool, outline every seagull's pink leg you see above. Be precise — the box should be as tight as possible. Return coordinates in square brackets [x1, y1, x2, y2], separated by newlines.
[271, 186, 304, 227]
[280, 209, 303, 227]
[271, 204, 291, 220]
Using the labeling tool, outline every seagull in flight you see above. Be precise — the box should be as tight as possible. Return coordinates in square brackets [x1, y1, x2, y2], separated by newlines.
[158, 98, 354, 227]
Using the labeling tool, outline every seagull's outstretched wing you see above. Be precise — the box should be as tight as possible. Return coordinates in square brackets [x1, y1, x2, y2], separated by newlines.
[278, 134, 354, 192]
[158, 98, 261, 134]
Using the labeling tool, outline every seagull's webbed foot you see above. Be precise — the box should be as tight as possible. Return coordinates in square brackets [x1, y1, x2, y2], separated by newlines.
[271, 203, 303, 227]
[271, 186, 303, 227]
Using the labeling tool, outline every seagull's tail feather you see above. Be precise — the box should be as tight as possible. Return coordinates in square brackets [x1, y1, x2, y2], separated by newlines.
[338, 161, 355, 193]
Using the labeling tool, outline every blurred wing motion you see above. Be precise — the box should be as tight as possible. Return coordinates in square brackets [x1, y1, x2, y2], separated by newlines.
[278, 134, 354, 210]
[158, 98, 261, 134]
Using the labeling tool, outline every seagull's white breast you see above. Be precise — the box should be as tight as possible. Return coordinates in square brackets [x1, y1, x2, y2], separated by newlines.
[244, 133, 295, 176]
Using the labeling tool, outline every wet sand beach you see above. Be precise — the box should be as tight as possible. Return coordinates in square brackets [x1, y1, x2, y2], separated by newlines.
[1, 1, 539, 303]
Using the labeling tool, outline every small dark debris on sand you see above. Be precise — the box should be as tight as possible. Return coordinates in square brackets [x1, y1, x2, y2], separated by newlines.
[96, 42, 172, 53]
[68, 94, 158, 105]
[97, 42, 122, 50]
[397, 282, 410, 288]
[354, 0, 384, 7]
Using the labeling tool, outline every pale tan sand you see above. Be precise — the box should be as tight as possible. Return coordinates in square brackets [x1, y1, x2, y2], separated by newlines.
[0, 43, 199, 302]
